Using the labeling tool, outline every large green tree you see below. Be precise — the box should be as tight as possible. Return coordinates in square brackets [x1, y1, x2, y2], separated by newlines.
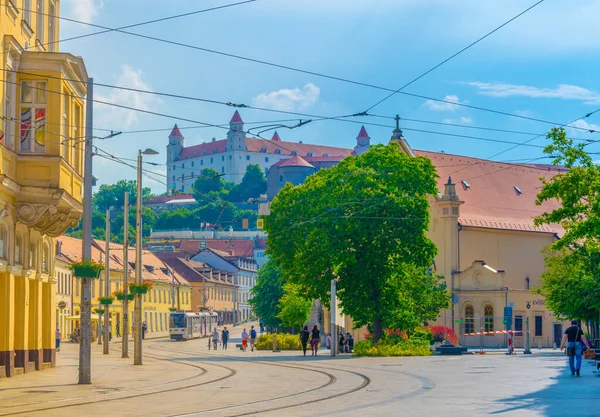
[234, 164, 267, 202]
[249, 261, 285, 327]
[534, 127, 600, 327]
[277, 283, 312, 330]
[93, 180, 152, 212]
[265, 144, 449, 344]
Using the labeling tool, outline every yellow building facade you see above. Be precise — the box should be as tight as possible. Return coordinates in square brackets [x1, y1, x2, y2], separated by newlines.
[0, 1, 87, 378]
[56, 236, 193, 338]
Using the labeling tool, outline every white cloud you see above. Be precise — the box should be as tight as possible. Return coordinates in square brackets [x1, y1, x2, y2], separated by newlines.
[253, 83, 320, 111]
[96, 65, 161, 129]
[423, 95, 464, 111]
[567, 119, 600, 136]
[63, 0, 102, 23]
[442, 116, 473, 125]
[463, 82, 600, 105]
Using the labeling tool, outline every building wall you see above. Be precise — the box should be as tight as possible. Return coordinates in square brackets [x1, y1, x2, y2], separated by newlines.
[0, 1, 88, 377]
[55, 265, 73, 341]
[266, 166, 315, 200]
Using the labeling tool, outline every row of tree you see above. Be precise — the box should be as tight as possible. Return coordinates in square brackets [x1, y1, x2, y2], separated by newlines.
[534, 128, 600, 337]
[66, 164, 268, 244]
[251, 144, 450, 344]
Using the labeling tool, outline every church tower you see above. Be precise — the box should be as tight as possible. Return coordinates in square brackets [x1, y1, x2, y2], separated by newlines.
[227, 110, 247, 150]
[354, 126, 371, 155]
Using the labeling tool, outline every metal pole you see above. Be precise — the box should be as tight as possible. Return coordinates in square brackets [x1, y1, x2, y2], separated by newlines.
[134, 150, 143, 365]
[79, 78, 93, 384]
[330, 279, 336, 357]
[524, 317, 532, 354]
[122, 192, 129, 358]
[103, 210, 111, 354]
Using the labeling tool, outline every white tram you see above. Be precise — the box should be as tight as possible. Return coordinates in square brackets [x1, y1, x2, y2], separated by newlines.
[169, 311, 219, 341]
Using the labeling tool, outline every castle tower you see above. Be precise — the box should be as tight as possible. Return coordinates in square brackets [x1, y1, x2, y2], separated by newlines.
[227, 110, 247, 150]
[167, 124, 184, 163]
[354, 126, 371, 155]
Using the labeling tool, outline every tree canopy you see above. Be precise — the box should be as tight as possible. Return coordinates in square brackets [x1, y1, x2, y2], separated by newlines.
[93, 180, 152, 212]
[264, 144, 449, 344]
[277, 283, 312, 330]
[192, 168, 225, 204]
[249, 261, 285, 328]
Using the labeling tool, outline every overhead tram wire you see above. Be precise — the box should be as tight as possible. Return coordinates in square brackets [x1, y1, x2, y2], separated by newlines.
[0, 1, 258, 58]
[3, 76, 567, 156]
[487, 107, 600, 160]
[34, 7, 594, 133]
[10, 68, 599, 142]
[364, 0, 545, 112]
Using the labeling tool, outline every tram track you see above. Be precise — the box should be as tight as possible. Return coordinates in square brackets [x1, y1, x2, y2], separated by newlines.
[0, 344, 236, 416]
[147, 341, 372, 417]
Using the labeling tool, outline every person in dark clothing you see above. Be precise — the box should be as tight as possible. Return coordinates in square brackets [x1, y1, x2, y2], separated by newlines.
[310, 325, 320, 356]
[339, 332, 345, 353]
[300, 325, 310, 356]
[560, 320, 590, 376]
[116, 322, 121, 337]
[346, 333, 354, 353]
[221, 327, 230, 350]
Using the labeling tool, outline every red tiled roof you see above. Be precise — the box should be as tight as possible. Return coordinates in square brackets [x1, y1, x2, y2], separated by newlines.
[230, 110, 243, 123]
[246, 138, 353, 157]
[271, 155, 314, 168]
[180, 139, 227, 159]
[271, 131, 281, 141]
[170, 124, 183, 137]
[414, 150, 563, 234]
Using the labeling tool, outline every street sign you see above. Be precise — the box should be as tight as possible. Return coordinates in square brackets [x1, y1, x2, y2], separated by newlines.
[257, 219, 264, 229]
[58, 301, 66, 309]
[509, 302, 515, 308]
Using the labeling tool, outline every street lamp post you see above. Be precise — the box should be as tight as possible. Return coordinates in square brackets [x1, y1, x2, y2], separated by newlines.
[134, 148, 158, 366]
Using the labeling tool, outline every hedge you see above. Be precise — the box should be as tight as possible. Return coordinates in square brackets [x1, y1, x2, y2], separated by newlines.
[255, 333, 302, 350]
[353, 338, 431, 357]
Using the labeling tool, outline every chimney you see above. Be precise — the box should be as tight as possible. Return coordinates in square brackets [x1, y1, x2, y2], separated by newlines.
[442, 176, 459, 201]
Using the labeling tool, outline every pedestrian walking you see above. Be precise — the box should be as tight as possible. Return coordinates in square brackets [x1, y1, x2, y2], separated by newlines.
[241, 328, 249, 352]
[55, 327, 61, 352]
[339, 332, 345, 353]
[259, 321, 265, 334]
[310, 325, 320, 356]
[560, 320, 591, 377]
[211, 327, 219, 350]
[142, 322, 147, 340]
[249, 326, 257, 351]
[222, 327, 229, 350]
[325, 332, 331, 350]
[300, 325, 310, 356]
[116, 321, 121, 337]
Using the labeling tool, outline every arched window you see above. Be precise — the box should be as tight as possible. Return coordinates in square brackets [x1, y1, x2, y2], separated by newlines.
[465, 304, 474, 334]
[484, 304, 494, 332]
[0, 226, 6, 258]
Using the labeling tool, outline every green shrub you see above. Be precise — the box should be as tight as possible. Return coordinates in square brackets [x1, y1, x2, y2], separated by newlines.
[255, 333, 302, 350]
[410, 327, 434, 345]
[353, 338, 431, 357]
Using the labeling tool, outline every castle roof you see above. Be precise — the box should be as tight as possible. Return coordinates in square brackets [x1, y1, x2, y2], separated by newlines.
[169, 124, 183, 137]
[230, 111, 243, 123]
[271, 131, 281, 141]
[357, 126, 370, 138]
[180, 139, 227, 159]
[271, 154, 315, 169]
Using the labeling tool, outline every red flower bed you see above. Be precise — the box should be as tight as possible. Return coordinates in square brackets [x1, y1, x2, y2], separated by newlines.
[428, 326, 458, 345]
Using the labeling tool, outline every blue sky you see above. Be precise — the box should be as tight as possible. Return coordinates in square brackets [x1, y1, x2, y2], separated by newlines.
[59, 0, 600, 194]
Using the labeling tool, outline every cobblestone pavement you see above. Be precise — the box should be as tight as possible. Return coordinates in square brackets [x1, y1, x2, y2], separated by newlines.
[1, 331, 599, 416]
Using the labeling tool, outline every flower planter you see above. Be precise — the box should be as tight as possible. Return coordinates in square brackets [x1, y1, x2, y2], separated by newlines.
[115, 293, 135, 301]
[99, 298, 113, 305]
[73, 266, 100, 278]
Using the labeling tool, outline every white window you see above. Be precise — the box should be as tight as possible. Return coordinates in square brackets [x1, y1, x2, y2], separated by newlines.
[23, 0, 32, 25]
[36, 0, 44, 46]
[48, 1, 56, 52]
[20, 80, 47, 153]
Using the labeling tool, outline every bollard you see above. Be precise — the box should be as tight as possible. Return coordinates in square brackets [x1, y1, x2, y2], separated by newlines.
[272, 333, 280, 352]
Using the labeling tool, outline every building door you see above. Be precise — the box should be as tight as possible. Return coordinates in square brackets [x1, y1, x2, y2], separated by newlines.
[553, 323, 562, 347]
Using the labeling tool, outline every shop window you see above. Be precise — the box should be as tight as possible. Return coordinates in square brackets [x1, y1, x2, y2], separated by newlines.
[515, 315, 523, 332]
[465, 304, 474, 334]
[484, 304, 494, 332]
